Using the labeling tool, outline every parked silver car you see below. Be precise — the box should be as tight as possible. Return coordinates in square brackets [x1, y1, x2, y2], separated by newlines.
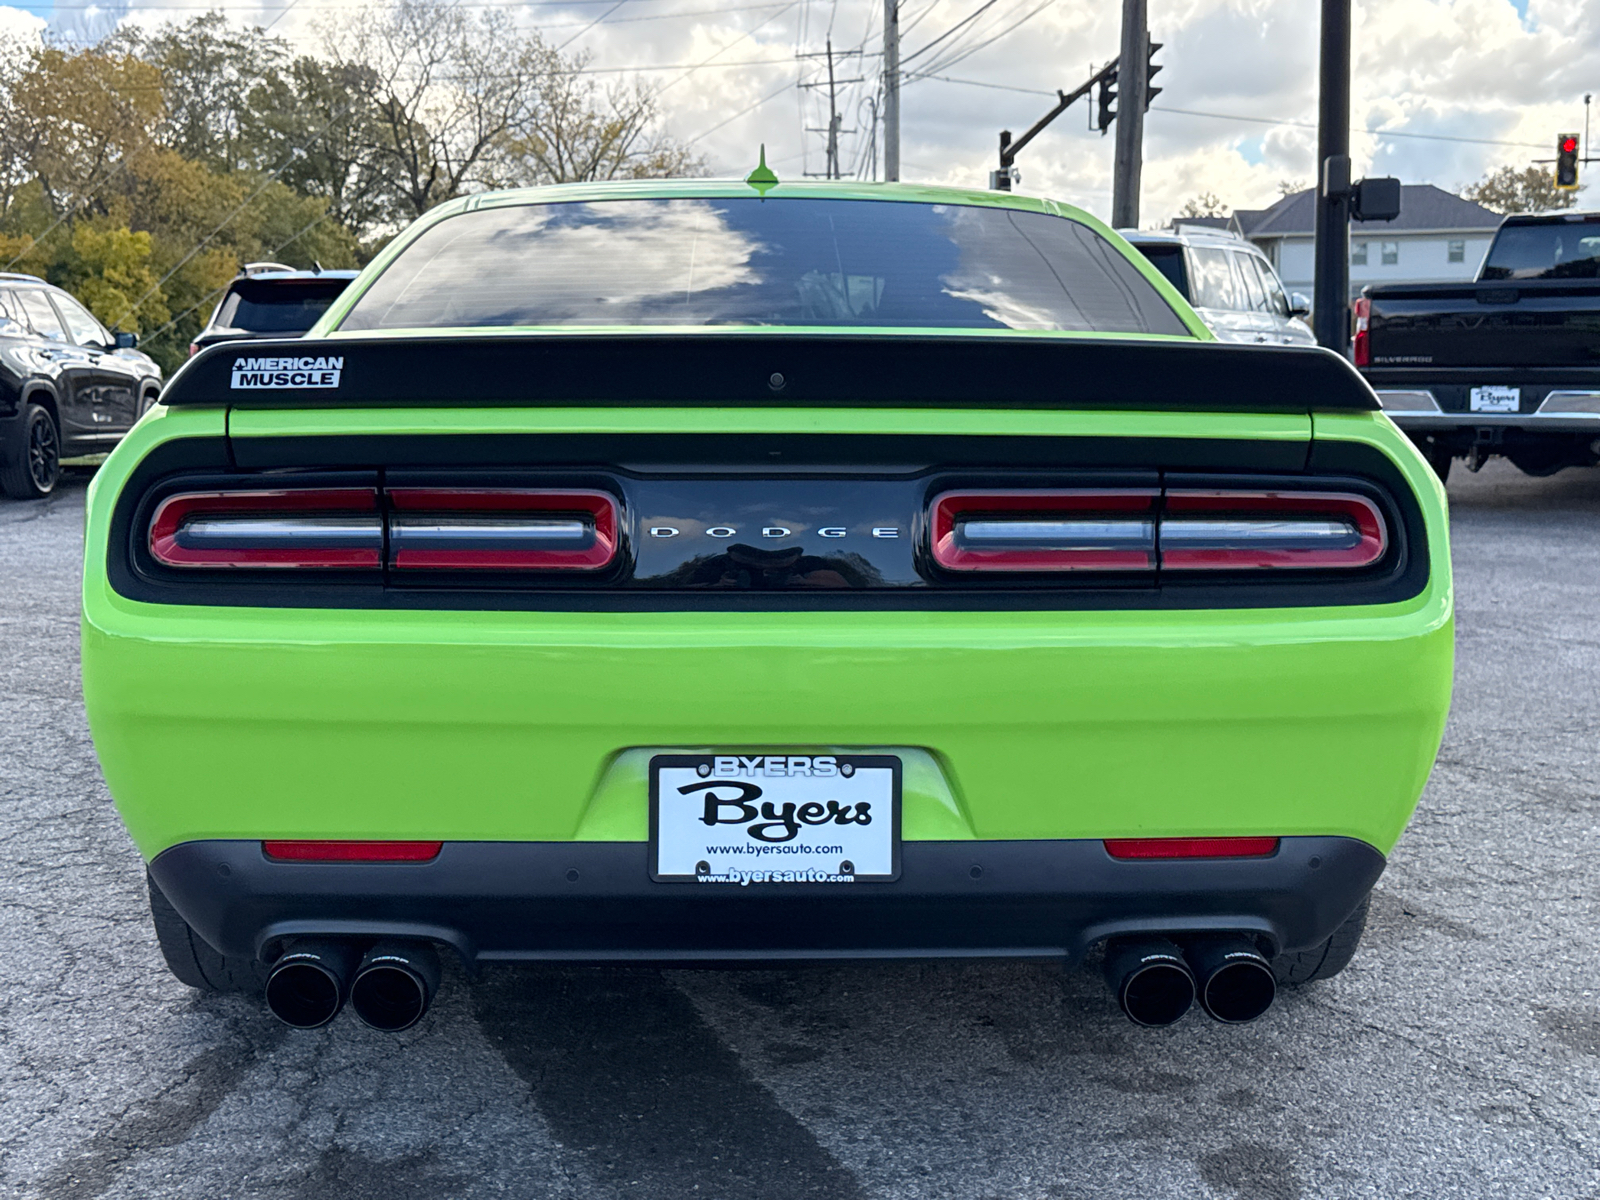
[1122, 228, 1314, 346]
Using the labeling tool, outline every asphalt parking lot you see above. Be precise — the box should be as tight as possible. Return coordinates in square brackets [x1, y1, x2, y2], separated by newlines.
[2, 460, 1597, 1200]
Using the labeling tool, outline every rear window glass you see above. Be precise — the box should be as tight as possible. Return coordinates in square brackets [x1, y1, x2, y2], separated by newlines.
[1481, 222, 1600, 280]
[1132, 243, 1189, 300]
[216, 281, 350, 334]
[338, 198, 1189, 336]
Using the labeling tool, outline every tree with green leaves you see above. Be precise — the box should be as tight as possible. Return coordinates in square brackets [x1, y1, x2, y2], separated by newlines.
[1462, 165, 1580, 215]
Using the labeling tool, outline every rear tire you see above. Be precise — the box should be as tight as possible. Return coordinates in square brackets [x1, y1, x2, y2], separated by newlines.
[0, 403, 61, 499]
[148, 874, 268, 993]
[1273, 895, 1369, 986]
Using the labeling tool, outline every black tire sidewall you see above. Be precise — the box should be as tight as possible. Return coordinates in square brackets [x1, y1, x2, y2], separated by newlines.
[2, 403, 61, 500]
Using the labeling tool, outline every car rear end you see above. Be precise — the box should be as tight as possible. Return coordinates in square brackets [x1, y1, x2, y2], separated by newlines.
[82, 183, 1452, 1028]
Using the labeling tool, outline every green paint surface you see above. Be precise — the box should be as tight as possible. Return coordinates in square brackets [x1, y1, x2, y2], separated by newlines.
[83, 404, 1451, 860]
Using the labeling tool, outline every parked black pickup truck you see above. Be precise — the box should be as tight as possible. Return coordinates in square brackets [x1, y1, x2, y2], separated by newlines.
[1357, 211, 1600, 479]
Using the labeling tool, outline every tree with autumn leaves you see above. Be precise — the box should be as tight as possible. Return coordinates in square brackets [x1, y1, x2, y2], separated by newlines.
[0, 2, 703, 371]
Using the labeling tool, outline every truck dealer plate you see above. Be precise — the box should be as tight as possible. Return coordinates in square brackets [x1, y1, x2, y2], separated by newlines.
[649, 754, 901, 884]
[1469, 385, 1520, 413]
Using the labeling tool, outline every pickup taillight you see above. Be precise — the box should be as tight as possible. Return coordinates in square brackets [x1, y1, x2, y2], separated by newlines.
[1352, 297, 1371, 368]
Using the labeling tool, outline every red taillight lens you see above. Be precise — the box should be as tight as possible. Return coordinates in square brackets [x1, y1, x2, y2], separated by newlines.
[188, 342, 200, 358]
[1352, 297, 1370, 367]
[1161, 491, 1386, 570]
[263, 840, 443, 862]
[1103, 837, 1280, 859]
[148, 489, 381, 568]
[930, 489, 1160, 572]
[386, 488, 618, 570]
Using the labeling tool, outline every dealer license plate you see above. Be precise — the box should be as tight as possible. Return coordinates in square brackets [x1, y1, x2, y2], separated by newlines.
[1470, 385, 1520, 413]
[650, 753, 901, 884]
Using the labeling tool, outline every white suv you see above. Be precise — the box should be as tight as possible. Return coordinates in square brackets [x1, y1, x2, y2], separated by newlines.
[1122, 228, 1315, 347]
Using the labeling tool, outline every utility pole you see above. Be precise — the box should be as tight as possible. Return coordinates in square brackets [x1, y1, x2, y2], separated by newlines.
[883, 0, 900, 180]
[1312, 0, 1351, 351]
[1111, 0, 1147, 228]
[800, 40, 861, 180]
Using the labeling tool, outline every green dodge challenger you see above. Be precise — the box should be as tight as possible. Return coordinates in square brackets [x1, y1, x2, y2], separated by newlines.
[80, 179, 1452, 1032]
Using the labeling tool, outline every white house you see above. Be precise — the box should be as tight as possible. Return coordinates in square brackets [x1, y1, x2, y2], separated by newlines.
[1200, 185, 1503, 300]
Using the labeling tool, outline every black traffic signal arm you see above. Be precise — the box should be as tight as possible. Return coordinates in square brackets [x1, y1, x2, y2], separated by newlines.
[992, 60, 1119, 192]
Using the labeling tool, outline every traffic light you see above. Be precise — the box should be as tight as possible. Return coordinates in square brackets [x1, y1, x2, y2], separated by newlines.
[1096, 69, 1117, 135]
[1555, 133, 1580, 190]
[1145, 39, 1163, 110]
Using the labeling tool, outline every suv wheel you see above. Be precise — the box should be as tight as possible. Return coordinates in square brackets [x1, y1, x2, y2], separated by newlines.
[0, 403, 61, 499]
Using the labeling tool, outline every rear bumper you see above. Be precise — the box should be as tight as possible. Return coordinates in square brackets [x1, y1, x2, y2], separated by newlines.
[149, 836, 1386, 966]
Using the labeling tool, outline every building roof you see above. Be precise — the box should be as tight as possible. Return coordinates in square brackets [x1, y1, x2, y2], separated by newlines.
[1232, 184, 1501, 237]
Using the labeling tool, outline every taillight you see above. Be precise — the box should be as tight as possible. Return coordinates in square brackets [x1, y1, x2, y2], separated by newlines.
[929, 488, 1386, 573]
[1162, 491, 1385, 570]
[188, 342, 200, 358]
[263, 840, 442, 862]
[930, 490, 1160, 571]
[1352, 297, 1370, 367]
[148, 488, 381, 568]
[1104, 837, 1279, 859]
[386, 488, 618, 570]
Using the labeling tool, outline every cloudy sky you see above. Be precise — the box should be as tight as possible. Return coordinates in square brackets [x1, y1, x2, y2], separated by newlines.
[2, 0, 1594, 224]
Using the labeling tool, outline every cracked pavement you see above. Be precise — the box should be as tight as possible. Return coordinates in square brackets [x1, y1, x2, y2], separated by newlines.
[1, 461, 1597, 1199]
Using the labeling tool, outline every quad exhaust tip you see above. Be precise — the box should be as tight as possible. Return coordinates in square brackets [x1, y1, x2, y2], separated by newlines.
[349, 941, 441, 1032]
[265, 939, 441, 1031]
[265, 940, 358, 1029]
[1186, 936, 1276, 1024]
[1105, 934, 1277, 1027]
[1105, 938, 1197, 1027]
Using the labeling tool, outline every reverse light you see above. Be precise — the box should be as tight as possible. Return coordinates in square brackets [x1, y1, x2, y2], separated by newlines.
[263, 840, 443, 862]
[1162, 491, 1386, 570]
[1103, 837, 1280, 859]
[930, 489, 1160, 571]
[148, 489, 381, 568]
[386, 488, 619, 570]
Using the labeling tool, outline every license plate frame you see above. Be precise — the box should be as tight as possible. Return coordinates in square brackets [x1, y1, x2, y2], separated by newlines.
[649, 753, 902, 885]
[1469, 385, 1520, 413]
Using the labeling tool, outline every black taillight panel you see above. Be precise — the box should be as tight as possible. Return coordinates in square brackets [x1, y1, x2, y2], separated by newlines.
[110, 435, 1425, 611]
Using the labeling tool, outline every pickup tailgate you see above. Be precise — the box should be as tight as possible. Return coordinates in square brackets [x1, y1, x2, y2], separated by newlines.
[1367, 280, 1600, 369]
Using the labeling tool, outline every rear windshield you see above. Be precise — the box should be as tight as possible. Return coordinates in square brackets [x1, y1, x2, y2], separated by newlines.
[1130, 243, 1189, 301]
[1481, 221, 1600, 281]
[216, 280, 351, 334]
[337, 198, 1190, 336]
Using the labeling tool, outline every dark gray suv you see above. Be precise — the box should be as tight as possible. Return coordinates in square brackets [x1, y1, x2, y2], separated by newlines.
[0, 273, 163, 499]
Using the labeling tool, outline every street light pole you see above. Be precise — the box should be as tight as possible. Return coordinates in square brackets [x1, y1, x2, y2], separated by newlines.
[1313, 0, 1352, 351]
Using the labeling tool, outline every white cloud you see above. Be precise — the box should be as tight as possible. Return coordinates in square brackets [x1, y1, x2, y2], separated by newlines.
[90, 0, 1600, 223]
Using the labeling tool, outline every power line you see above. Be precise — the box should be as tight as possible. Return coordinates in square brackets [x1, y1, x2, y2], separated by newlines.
[909, 0, 1054, 78]
[899, 0, 998, 67]
[912, 72, 1555, 150]
[655, 0, 803, 96]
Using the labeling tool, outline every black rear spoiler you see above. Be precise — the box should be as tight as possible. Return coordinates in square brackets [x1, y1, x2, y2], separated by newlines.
[162, 333, 1378, 413]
